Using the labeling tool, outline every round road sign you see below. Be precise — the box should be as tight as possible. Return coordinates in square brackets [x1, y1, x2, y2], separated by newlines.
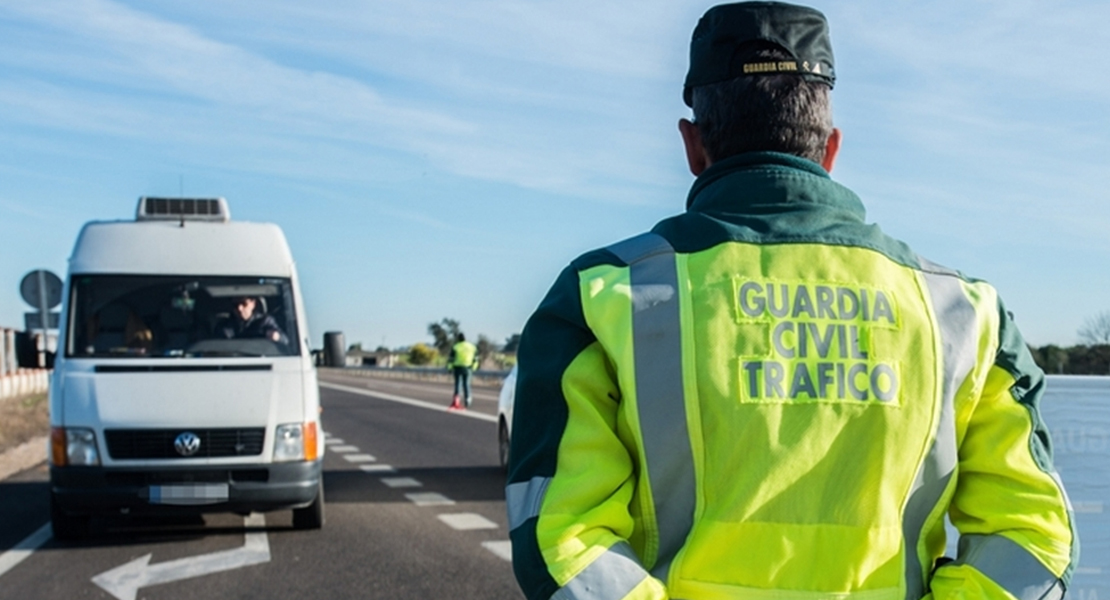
[20, 269, 63, 309]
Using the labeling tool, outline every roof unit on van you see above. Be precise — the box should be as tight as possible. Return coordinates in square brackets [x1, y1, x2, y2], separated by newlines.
[136, 197, 231, 222]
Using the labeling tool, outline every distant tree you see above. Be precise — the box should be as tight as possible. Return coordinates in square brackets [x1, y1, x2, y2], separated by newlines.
[428, 318, 461, 356]
[1078, 311, 1110, 345]
[348, 342, 363, 352]
[503, 333, 521, 354]
[1067, 344, 1110, 375]
[408, 343, 437, 366]
[374, 345, 389, 354]
[1034, 345, 1069, 375]
[476, 334, 495, 368]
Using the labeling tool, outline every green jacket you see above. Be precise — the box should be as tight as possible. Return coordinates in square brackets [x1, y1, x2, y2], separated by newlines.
[449, 340, 478, 370]
[507, 152, 1076, 600]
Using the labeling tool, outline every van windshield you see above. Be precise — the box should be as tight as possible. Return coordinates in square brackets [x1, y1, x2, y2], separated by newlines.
[67, 275, 300, 358]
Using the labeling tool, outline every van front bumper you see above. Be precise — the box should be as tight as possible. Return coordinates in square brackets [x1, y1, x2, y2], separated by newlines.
[50, 460, 322, 516]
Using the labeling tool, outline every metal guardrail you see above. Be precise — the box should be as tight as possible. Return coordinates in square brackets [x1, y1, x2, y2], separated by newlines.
[0, 325, 50, 400]
[319, 365, 511, 387]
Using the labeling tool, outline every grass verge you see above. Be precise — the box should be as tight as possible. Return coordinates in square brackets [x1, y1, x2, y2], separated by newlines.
[0, 392, 49, 455]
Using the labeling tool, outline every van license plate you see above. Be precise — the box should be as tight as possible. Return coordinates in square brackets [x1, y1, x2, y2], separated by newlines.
[148, 484, 229, 505]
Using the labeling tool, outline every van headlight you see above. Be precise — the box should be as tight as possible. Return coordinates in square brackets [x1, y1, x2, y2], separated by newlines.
[51, 427, 101, 466]
[273, 422, 318, 462]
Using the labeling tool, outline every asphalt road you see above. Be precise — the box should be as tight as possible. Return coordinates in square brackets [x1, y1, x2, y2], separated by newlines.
[0, 371, 523, 599]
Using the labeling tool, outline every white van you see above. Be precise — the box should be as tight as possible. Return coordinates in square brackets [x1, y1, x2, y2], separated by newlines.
[48, 197, 324, 539]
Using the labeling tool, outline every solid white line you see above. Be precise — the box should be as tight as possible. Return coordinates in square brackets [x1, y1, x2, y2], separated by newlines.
[405, 492, 455, 507]
[328, 445, 359, 453]
[319, 381, 498, 423]
[437, 513, 498, 531]
[359, 464, 396, 473]
[0, 523, 52, 579]
[342, 454, 377, 463]
[482, 541, 513, 562]
[380, 477, 422, 488]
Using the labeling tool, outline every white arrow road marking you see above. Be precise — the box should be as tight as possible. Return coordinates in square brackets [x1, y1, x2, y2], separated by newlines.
[0, 523, 52, 578]
[91, 513, 270, 600]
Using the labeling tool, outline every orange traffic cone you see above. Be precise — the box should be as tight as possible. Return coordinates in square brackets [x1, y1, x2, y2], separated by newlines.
[449, 394, 463, 410]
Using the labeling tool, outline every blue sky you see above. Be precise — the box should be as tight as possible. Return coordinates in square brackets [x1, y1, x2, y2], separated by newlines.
[1, 0, 1108, 350]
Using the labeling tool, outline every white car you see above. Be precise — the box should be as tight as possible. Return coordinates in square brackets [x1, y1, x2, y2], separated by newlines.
[497, 364, 517, 470]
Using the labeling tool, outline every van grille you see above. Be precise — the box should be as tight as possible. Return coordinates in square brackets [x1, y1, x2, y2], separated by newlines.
[105, 428, 266, 459]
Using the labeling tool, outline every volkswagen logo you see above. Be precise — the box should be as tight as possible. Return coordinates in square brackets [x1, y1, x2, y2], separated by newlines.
[174, 432, 201, 457]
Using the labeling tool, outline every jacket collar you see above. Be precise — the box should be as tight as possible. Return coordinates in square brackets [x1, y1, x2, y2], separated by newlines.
[685, 151, 866, 221]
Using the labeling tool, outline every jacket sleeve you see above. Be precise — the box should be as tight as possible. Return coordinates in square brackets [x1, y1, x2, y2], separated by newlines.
[507, 265, 667, 600]
[930, 302, 1078, 600]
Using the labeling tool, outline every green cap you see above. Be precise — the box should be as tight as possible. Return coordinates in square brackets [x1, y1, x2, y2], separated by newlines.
[683, 1, 835, 106]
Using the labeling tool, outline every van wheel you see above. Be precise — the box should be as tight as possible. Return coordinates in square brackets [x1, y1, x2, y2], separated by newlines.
[292, 481, 325, 530]
[51, 493, 89, 541]
[498, 420, 511, 471]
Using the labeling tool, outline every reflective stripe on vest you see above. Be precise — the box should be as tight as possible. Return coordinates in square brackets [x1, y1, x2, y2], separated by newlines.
[607, 233, 695, 581]
[902, 265, 977, 599]
[955, 535, 1064, 600]
[916, 262, 1066, 598]
[507, 476, 552, 531]
[550, 542, 650, 600]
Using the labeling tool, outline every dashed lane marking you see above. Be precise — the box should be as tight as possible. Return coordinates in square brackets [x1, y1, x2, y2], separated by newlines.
[359, 464, 397, 474]
[438, 513, 498, 531]
[324, 438, 345, 445]
[405, 492, 455, 507]
[342, 454, 377, 463]
[319, 381, 498, 423]
[0, 523, 52, 579]
[1073, 501, 1103, 514]
[482, 541, 513, 562]
[380, 477, 422, 488]
[328, 445, 359, 453]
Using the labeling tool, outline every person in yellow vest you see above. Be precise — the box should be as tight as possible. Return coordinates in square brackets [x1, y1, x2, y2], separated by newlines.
[448, 333, 479, 410]
[506, 3, 1077, 599]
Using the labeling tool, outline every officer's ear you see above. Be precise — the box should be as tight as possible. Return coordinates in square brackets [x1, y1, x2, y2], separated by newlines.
[821, 128, 842, 173]
[679, 118, 711, 176]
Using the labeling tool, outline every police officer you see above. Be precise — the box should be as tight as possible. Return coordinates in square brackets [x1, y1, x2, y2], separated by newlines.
[506, 3, 1077, 599]
[448, 333, 479, 409]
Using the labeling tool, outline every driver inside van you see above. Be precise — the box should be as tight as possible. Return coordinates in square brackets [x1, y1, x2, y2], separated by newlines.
[216, 296, 288, 346]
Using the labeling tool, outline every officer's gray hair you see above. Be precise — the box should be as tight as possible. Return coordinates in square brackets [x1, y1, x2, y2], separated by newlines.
[690, 51, 833, 165]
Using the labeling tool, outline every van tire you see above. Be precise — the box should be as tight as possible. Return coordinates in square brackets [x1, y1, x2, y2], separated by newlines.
[292, 480, 325, 530]
[498, 420, 511, 471]
[51, 493, 89, 541]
